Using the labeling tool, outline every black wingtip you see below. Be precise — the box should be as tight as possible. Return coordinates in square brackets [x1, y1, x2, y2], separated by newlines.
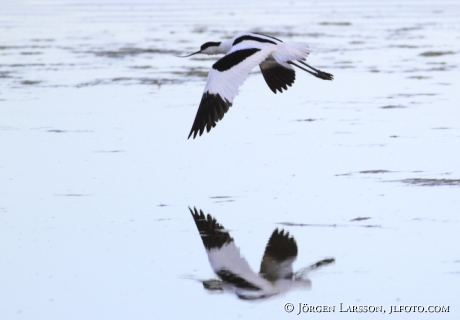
[189, 207, 233, 250]
[260, 63, 296, 94]
[187, 129, 198, 139]
[266, 228, 298, 260]
[188, 93, 232, 139]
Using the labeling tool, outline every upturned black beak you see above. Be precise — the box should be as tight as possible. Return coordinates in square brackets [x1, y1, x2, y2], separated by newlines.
[176, 50, 201, 58]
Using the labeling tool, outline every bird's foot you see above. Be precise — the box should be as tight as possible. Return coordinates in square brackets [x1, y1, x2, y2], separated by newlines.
[315, 71, 334, 81]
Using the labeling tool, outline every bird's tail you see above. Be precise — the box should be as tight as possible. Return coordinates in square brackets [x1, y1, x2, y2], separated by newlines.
[272, 42, 310, 68]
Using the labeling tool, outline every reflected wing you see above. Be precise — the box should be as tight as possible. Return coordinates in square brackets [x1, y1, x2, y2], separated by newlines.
[189, 207, 233, 250]
[259, 229, 298, 281]
[189, 208, 273, 293]
[260, 57, 296, 93]
[188, 46, 274, 139]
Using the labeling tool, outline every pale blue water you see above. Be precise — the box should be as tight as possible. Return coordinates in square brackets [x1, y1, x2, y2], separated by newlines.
[1, 1, 459, 319]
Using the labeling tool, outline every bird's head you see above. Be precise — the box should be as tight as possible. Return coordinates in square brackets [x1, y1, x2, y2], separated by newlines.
[199, 42, 222, 55]
[178, 41, 222, 57]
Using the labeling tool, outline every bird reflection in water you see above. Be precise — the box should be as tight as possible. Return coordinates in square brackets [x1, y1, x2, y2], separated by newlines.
[189, 207, 334, 300]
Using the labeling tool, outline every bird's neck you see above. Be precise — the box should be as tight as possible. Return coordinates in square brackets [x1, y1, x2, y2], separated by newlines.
[217, 39, 233, 54]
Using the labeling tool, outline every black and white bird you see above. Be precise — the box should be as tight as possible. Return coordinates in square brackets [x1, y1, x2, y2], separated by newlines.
[181, 32, 334, 139]
[189, 207, 334, 300]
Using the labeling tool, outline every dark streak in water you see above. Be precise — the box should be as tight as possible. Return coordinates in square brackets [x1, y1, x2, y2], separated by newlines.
[391, 93, 438, 97]
[20, 52, 42, 55]
[337, 170, 423, 177]
[171, 67, 208, 78]
[30, 39, 55, 42]
[381, 105, 406, 109]
[335, 172, 351, 176]
[359, 170, 392, 174]
[21, 80, 42, 85]
[76, 77, 181, 87]
[47, 129, 92, 133]
[419, 51, 455, 57]
[319, 22, 351, 26]
[350, 217, 371, 222]
[129, 65, 154, 69]
[82, 47, 179, 58]
[0, 45, 50, 50]
[393, 26, 422, 32]
[2, 63, 46, 67]
[293, 118, 317, 122]
[278, 222, 381, 228]
[407, 75, 431, 79]
[0, 71, 12, 78]
[398, 178, 460, 187]
[390, 45, 419, 49]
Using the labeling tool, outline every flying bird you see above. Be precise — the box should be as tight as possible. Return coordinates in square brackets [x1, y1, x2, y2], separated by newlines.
[189, 207, 334, 300]
[181, 32, 334, 139]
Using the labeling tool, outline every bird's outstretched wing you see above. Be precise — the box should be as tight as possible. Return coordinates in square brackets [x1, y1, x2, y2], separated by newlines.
[260, 57, 296, 94]
[189, 208, 273, 294]
[259, 229, 298, 282]
[188, 46, 275, 139]
[189, 207, 233, 250]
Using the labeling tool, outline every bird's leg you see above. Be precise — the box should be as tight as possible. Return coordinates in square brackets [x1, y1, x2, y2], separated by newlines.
[288, 61, 318, 77]
[299, 61, 334, 81]
[289, 61, 334, 81]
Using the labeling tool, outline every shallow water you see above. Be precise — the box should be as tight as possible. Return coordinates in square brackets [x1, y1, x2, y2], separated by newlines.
[1, 0, 460, 319]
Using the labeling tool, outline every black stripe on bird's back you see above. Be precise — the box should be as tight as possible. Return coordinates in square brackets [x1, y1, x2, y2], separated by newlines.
[188, 92, 232, 139]
[233, 35, 277, 46]
[213, 48, 261, 72]
[260, 63, 295, 93]
[189, 208, 233, 250]
[216, 269, 262, 290]
[252, 33, 283, 42]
